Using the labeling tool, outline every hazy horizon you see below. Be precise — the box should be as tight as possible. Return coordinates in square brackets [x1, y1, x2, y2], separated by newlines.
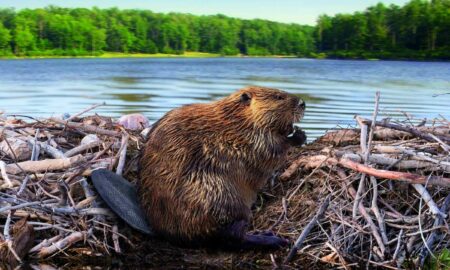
[1, 0, 411, 25]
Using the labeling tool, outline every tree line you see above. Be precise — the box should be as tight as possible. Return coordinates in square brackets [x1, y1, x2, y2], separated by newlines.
[0, 6, 314, 57]
[316, 0, 450, 59]
[0, 0, 448, 60]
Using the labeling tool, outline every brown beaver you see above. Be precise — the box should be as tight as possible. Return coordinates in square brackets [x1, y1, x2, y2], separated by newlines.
[136, 86, 306, 248]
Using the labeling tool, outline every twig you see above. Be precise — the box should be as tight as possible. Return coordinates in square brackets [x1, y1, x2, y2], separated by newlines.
[370, 176, 388, 245]
[284, 195, 331, 263]
[16, 175, 29, 196]
[30, 128, 40, 161]
[353, 117, 368, 219]
[418, 193, 450, 267]
[392, 229, 403, 261]
[0, 160, 13, 187]
[347, 184, 386, 259]
[362, 118, 450, 144]
[65, 102, 106, 122]
[6, 155, 86, 174]
[64, 141, 101, 158]
[38, 232, 85, 258]
[49, 117, 121, 137]
[116, 134, 129, 176]
[428, 133, 450, 153]
[412, 183, 447, 218]
[29, 235, 62, 253]
[112, 225, 121, 253]
[353, 92, 380, 219]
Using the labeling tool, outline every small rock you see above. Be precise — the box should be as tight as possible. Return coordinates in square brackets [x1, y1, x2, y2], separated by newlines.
[81, 134, 100, 145]
[118, 113, 150, 130]
[61, 113, 71, 120]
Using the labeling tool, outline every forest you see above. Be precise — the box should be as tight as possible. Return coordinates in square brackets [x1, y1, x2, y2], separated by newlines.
[0, 0, 448, 60]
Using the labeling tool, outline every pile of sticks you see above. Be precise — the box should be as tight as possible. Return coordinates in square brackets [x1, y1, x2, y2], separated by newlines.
[255, 93, 450, 269]
[0, 97, 449, 269]
[0, 105, 148, 267]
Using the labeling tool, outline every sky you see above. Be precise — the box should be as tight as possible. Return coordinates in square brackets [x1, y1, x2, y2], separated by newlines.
[1, 0, 412, 25]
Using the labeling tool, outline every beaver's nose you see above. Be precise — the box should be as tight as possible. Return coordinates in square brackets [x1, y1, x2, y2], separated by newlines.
[298, 99, 306, 109]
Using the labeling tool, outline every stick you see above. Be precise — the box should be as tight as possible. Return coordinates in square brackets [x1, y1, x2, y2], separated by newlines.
[281, 155, 450, 187]
[428, 133, 450, 153]
[284, 195, 331, 263]
[38, 232, 85, 258]
[362, 119, 450, 144]
[112, 225, 121, 253]
[63, 141, 101, 158]
[29, 235, 62, 253]
[418, 194, 450, 266]
[353, 92, 380, 219]
[0, 161, 13, 187]
[49, 117, 121, 137]
[412, 184, 447, 218]
[6, 155, 86, 174]
[116, 134, 129, 176]
[339, 158, 450, 187]
[353, 119, 368, 219]
[30, 128, 40, 161]
[16, 175, 29, 196]
[65, 102, 106, 122]
[347, 183, 386, 259]
[370, 176, 388, 244]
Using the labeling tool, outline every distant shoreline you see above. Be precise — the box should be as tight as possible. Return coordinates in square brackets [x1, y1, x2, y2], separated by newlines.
[0, 51, 299, 60]
[0, 52, 448, 62]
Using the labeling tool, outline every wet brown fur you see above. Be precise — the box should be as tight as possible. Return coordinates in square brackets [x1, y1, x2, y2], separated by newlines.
[138, 86, 304, 244]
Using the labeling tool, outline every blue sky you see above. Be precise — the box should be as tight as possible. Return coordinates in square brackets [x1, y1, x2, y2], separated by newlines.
[1, 0, 411, 25]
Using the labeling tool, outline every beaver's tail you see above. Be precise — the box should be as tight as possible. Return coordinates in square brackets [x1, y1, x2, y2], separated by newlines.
[91, 169, 153, 235]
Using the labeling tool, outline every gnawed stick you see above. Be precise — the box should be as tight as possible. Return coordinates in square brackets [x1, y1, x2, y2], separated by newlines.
[38, 232, 85, 258]
[5, 154, 86, 174]
[284, 195, 331, 263]
[49, 117, 121, 137]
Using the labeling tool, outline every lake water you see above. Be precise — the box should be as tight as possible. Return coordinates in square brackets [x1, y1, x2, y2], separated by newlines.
[0, 58, 449, 139]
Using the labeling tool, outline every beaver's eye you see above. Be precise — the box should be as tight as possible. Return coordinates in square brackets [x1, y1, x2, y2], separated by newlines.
[240, 93, 251, 103]
[275, 95, 285, 100]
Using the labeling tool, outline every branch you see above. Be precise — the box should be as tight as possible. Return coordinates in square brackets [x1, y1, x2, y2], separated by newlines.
[284, 195, 331, 263]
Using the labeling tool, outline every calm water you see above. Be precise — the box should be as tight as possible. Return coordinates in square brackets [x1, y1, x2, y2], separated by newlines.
[0, 58, 449, 139]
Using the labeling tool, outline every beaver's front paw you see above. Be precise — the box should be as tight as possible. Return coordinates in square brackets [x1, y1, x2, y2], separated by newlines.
[287, 127, 307, 147]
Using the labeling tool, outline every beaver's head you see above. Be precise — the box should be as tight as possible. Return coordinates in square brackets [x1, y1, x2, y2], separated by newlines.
[231, 86, 305, 136]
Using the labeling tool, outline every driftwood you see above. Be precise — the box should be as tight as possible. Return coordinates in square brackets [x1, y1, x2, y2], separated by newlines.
[5, 155, 86, 175]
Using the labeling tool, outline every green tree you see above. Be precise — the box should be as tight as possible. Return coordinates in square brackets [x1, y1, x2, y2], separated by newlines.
[0, 22, 11, 55]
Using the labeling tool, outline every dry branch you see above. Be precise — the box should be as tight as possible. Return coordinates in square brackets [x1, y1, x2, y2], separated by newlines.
[5, 155, 86, 174]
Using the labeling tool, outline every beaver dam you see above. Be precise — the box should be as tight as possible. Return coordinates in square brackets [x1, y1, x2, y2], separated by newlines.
[0, 100, 449, 269]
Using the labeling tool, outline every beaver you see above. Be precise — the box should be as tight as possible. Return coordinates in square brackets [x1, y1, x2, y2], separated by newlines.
[92, 86, 306, 249]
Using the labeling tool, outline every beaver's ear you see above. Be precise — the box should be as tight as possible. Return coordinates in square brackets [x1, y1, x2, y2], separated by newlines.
[240, 93, 252, 104]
